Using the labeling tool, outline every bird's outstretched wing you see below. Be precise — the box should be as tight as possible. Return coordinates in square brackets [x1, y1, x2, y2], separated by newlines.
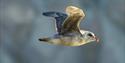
[42, 6, 85, 35]
[61, 6, 85, 35]
[43, 12, 68, 34]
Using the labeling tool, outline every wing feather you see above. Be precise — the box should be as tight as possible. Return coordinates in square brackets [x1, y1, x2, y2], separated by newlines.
[43, 12, 68, 34]
[42, 6, 85, 35]
[61, 6, 85, 34]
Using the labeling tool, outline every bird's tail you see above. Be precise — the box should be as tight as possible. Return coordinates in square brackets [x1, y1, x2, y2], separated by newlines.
[38, 38, 50, 42]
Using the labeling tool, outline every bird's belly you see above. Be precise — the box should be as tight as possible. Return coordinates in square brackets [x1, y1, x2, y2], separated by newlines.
[49, 37, 86, 46]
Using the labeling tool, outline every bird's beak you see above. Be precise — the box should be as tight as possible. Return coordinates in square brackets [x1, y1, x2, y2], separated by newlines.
[93, 36, 99, 42]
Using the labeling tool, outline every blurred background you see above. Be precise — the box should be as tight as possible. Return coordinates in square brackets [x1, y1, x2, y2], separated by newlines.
[0, 0, 125, 63]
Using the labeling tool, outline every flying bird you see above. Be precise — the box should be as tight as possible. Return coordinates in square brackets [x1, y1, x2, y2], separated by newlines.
[39, 6, 99, 46]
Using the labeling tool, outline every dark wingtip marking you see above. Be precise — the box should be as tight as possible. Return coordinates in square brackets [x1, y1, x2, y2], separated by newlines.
[42, 12, 48, 16]
[42, 12, 48, 15]
[42, 12, 57, 17]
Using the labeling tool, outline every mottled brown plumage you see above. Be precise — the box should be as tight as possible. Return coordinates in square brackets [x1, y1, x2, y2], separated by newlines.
[61, 6, 85, 35]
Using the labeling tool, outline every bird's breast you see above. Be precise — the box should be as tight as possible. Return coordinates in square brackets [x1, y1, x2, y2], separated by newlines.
[49, 36, 87, 46]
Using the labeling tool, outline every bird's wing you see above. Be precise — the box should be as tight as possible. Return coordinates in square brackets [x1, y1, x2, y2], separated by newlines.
[42, 12, 68, 34]
[61, 6, 85, 35]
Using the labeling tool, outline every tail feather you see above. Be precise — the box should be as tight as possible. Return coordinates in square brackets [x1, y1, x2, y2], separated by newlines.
[38, 38, 49, 42]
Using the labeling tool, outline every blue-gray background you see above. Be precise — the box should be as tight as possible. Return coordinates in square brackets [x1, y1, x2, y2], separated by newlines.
[0, 0, 125, 63]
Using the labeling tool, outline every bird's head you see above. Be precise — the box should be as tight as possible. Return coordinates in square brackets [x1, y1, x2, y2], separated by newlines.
[80, 30, 99, 43]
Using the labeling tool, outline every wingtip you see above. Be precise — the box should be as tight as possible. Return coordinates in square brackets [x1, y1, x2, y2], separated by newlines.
[42, 12, 57, 17]
[42, 12, 48, 16]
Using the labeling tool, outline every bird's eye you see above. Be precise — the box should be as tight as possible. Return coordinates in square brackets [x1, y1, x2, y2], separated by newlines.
[87, 33, 93, 37]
